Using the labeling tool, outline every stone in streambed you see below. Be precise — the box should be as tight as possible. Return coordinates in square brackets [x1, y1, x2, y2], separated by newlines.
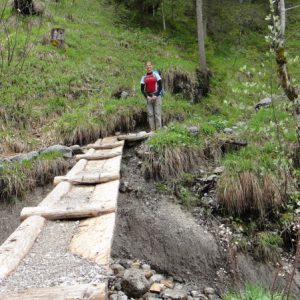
[161, 288, 188, 300]
[121, 268, 150, 298]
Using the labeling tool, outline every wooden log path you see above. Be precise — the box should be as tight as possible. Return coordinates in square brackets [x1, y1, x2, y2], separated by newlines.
[0, 136, 124, 300]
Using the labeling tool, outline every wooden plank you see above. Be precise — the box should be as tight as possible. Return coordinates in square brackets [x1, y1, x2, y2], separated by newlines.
[20, 205, 115, 221]
[0, 283, 107, 300]
[38, 182, 71, 207]
[85, 154, 122, 173]
[51, 185, 95, 209]
[0, 216, 45, 280]
[54, 172, 119, 185]
[89, 180, 120, 209]
[101, 136, 118, 144]
[67, 153, 91, 176]
[53, 156, 90, 185]
[87, 141, 124, 150]
[70, 213, 116, 266]
[75, 151, 122, 161]
[117, 131, 153, 142]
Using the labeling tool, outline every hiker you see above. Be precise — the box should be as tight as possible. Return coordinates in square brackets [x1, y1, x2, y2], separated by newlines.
[140, 61, 163, 131]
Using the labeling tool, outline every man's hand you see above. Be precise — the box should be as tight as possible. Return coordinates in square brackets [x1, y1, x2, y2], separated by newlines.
[147, 95, 157, 103]
[151, 95, 157, 103]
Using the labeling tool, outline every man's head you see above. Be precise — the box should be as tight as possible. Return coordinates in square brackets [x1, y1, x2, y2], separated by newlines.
[145, 61, 153, 73]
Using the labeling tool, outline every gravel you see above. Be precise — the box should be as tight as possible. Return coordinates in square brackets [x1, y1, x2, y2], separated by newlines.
[0, 220, 108, 292]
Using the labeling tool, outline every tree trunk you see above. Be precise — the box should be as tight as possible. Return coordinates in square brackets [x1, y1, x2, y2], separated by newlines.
[161, 0, 166, 31]
[196, 0, 206, 72]
[273, 0, 299, 143]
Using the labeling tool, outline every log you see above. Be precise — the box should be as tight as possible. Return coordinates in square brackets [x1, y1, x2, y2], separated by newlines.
[86, 141, 124, 150]
[101, 136, 118, 144]
[0, 283, 107, 300]
[53, 154, 91, 185]
[38, 182, 71, 207]
[54, 172, 119, 185]
[20, 205, 115, 221]
[75, 151, 122, 161]
[84, 150, 123, 173]
[70, 213, 116, 266]
[0, 216, 45, 280]
[117, 131, 153, 142]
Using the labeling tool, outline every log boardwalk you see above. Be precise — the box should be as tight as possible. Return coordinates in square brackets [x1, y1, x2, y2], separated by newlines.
[0, 137, 124, 300]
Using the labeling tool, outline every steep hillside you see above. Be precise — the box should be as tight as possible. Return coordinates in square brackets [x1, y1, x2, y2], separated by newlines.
[1, 0, 300, 298]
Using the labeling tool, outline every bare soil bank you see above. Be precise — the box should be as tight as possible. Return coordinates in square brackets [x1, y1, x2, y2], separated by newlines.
[0, 185, 52, 244]
[112, 145, 300, 296]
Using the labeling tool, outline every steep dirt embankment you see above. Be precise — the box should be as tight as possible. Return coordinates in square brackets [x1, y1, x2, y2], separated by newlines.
[0, 186, 52, 244]
[112, 144, 300, 296]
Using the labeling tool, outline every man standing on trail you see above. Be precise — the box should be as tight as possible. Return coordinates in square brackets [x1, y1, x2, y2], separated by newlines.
[141, 61, 163, 131]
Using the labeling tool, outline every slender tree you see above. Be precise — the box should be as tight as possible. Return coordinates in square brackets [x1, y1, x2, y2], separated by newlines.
[196, 0, 207, 72]
[271, 0, 299, 142]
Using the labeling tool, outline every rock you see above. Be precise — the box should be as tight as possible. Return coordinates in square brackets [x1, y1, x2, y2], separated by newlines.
[160, 279, 174, 289]
[121, 91, 129, 99]
[143, 292, 161, 300]
[41, 145, 72, 158]
[119, 181, 132, 193]
[110, 294, 119, 300]
[223, 128, 233, 134]
[172, 275, 184, 283]
[150, 283, 165, 293]
[131, 261, 141, 269]
[111, 264, 125, 276]
[212, 166, 224, 174]
[174, 283, 183, 290]
[255, 96, 272, 110]
[161, 288, 188, 300]
[200, 196, 214, 208]
[119, 259, 133, 269]
[187, 126, 199, 136]
[121, 268, 150, 298]
[142, 264, 151, 271]
[10, 151, 39, 162]
[110, 292, 128, 300]
[150, 274, 165, 284]
[190, 291, 201, 297]
[200, 175, 218, 184]
[194, 296, 208, 300]
[203, 288, 215, 295]
[70, 145, 83, 154]
[144, 271, 154, 279]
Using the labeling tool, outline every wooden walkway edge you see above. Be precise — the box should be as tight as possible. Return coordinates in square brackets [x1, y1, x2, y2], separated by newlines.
[0, 136, 124, 299]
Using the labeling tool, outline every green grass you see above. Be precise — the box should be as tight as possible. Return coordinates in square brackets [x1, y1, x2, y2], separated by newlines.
[0, 151, 68, 201]
[224, 284, 283, 300]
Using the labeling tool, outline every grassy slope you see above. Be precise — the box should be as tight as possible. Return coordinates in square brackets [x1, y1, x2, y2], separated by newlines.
[1, 0, 300, 276]
[0, 0, 197, 151]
